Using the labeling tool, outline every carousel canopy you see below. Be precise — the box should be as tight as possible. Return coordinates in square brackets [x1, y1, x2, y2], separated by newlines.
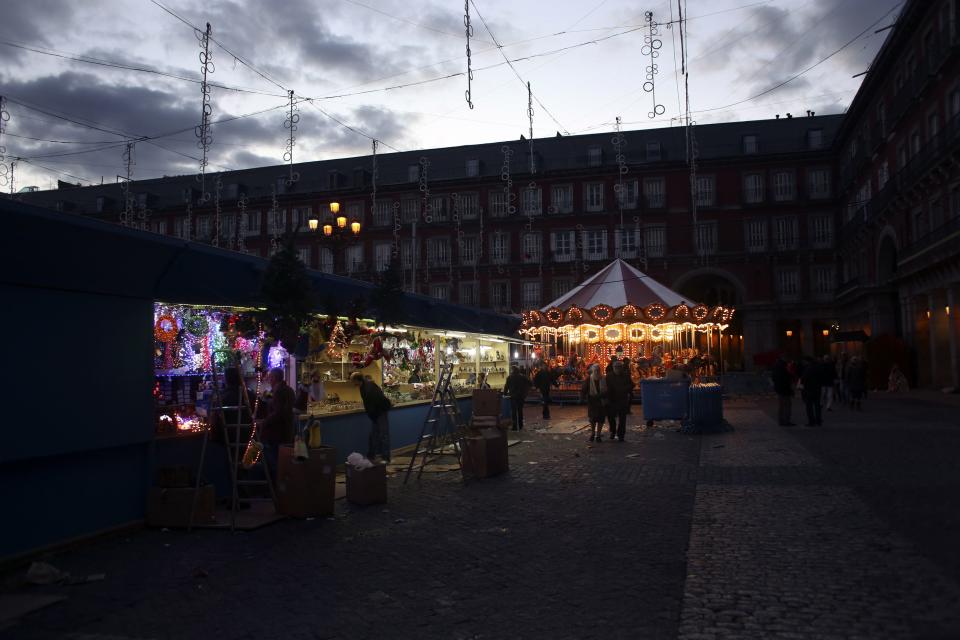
[524, 259, 734, 329]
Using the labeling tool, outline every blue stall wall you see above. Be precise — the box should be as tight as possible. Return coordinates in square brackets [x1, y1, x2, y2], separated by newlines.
[312, 398, 480, 463]
[1, 443, 150, 558]
[2, 283, 155, 559]
[3, 284, 155, 463]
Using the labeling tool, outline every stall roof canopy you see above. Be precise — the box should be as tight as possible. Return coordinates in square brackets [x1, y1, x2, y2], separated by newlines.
[1, 198, 519, 337]
[542, 259, 697, 312]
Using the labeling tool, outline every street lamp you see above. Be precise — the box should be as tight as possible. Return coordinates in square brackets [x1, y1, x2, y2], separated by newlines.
[310, 201, 362, 271]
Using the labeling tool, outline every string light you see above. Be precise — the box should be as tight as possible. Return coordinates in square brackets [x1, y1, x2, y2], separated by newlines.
[196, 22, 214, 204]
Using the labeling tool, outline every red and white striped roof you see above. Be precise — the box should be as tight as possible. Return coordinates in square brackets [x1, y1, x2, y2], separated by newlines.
[542, 259, 697, 311]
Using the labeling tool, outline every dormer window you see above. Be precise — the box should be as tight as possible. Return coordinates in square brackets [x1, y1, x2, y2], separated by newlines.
[408, 165, 420, 182]
[807, 129, 824, 150]
[645, 141, 662, 161]
[743, 135, 758, 154]
[587, 146, 602, 167]
[96, 196, 106, 213]
[137, 193, 148, 208]
[465, 158, 480, 177]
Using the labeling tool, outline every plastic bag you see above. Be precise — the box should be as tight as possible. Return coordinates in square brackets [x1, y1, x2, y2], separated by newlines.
[346, 452, 374, 469]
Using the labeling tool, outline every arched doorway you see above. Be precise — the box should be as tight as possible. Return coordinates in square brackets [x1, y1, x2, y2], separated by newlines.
[877, 234, 898, 284]
[674, 270, 746, 370]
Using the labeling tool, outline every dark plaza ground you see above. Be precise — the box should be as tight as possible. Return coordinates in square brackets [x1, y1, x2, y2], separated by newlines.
[3, 392, 960, 640]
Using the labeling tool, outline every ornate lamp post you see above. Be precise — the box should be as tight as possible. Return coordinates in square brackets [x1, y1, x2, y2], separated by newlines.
[308, 201, 362, 272]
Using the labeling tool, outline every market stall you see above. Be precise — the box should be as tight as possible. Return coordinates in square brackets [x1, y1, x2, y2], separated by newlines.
[521, 259, 735, 387]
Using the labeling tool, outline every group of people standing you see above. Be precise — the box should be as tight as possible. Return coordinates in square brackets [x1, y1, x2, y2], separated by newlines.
[580, 359, 635, 442]
[772, 353, 868, 426]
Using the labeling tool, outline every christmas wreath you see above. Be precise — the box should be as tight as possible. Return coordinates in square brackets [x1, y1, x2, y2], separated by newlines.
[185, 314, 209, 337]
[154, 315, 179, 342]
[644, 303, 667, 323]
[590, 304, 614, 324]
[673, 304, 689, 320]
[692, 304, 709, 322]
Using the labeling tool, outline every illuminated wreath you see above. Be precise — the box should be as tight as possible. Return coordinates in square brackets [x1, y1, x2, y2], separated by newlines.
[712, 307, 724, 319]
[621, 304, 639, 320]
[591, 304, 615, 324]
[692, 304, 710, 322]
[673, 304, 689, 320]
[528, 310, 543, 325]
[185, 314, 209, 337]
[155, 315, 179, 342]
[545, 308, 564, 326]
[645, 303, 667, 323]
[567, 306, 583, 323]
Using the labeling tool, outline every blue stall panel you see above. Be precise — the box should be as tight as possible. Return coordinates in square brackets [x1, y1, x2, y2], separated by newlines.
[640, 379, 690, 422]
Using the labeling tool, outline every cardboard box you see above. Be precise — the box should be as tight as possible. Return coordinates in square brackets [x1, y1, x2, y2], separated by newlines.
[472, 389, 502, 418]
[155, 465, 193, 488]
[146, 485, 215, 528]
[346, 463, 387, 505]
[276, 445, 337, 517]
[462, 427, 509, 479]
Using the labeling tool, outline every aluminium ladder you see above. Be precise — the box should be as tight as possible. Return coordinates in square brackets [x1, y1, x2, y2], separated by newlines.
[403, 362, 467, 483]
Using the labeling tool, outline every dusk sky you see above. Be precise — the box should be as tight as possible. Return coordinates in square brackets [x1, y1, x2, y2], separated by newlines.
[1, 0, 902, 190]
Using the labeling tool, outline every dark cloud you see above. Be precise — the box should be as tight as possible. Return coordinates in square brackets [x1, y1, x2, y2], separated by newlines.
[0, 0, 78, 60]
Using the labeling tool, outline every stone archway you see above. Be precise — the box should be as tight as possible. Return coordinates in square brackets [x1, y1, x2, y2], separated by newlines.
[672, 269, 746, 370]
[877, 228, 898, 284]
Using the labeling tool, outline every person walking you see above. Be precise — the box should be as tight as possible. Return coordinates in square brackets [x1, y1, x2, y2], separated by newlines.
[533, 366, 554, 420]
[352, 371, 393, 463]
[772, 357, 795, 426]
[580, 364, 607, 442]
[846, 356, 867, 411]
[800, 357, 823, 426]
[502, 365, 533, 431]
[605, 360, 634, 442]
[819, 355, 836, 412]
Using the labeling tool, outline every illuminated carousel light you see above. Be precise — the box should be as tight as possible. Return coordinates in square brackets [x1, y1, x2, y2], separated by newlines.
[645, 302, 667, 323]
[692, 304, 710, 322]
[629, 324, 645, 340]
[603, 325, 623, 342]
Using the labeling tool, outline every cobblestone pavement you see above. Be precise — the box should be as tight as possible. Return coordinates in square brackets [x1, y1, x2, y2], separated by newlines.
[4, 396, 960, 639]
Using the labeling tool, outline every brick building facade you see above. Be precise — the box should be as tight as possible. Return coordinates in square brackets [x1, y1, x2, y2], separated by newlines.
[17, 0, 960, 383]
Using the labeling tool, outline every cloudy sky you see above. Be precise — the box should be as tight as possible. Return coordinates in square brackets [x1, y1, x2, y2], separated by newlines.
[0, 0, 902, 190]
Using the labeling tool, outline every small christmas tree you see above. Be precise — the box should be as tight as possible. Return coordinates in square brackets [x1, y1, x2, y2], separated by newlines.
[260, 241, 313, 346]
[370, 258, 406, 328]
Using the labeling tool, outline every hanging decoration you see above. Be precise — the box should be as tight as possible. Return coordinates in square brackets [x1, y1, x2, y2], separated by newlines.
[0, 95, 8, 190]
[237, 192, 248, 253]
[155, 314, 179, 342]
[196, 21, 214, 204]
[464, 0, 474, 109]
[120, 142, 135, 227]
[642, 12, 665, 119]
[284, 89, 301, 189]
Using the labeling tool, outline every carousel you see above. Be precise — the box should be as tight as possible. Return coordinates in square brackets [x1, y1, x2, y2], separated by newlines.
[521, 259, 735, 379]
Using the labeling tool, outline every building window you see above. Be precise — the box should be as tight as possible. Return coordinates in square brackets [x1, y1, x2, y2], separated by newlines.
[810, 215, 834, 248]
[267, 209, 287, 235]
[811, 266, 835, 297]
[522, 233, 542, 263]
[344, 245, 364, 273]
[616, 227, 638, 258]
[743, 135, 758, 154]
[219, 214, 236, 242]
[930, 197, 945, 229]
[460, 236, 480, 265]
[400, 240, 413, 269]
[694, 222, 717, 255]
[196, 215, 211, 239]
[491, 232, 510, 264]
[521, 281, 541, 309]
[587, 146, 602, 167]
[407, 165, 420, 182]
[460, 282, 478, 306]
[244, 210, 262, 236]
[586, 183, 605, 212]
[552, 278, 573, 299]
[551, 230, 575, 262]
[928, 110, 940, 140]
[491, 281, 511, 309]
[465, 158, 480, 178]
[807, 129, 824, 149]
[877, 102, 887, 136]
[296, 246, 311, 267]
[807, 168, 831, 199]
[948, 86, 960, 119]
[617, 179, 639, 209]
[583, 229, 607, 260]
[372, 201, 392, 227]
[745, 219, 767, 253]
[430, 284, 450, 301]
[429, 195, 448, 222]
[374, 243, 393, 272]
[521, 186, 542, 215]
[401, 198, 419, 223]
[150, 219, 167, 235]
[318, 248, 334, 273]
[695, 176, 715, 207]
[426, 237, 450, 267]
[645, 141, 662, 161]
[877, 161, 890, 190]
[897, 143, 908, 170]
[292, 207, 312, 232]
[776, 269, 801, 301]
[174, 217, 190, 239]
[743, 173, 764, 203]
[490, 191, 510, 218]
[643, 177, 665, 208]
[774, 216, 799, 250]
[551, 184, 573, 213]
[911, 129, 921, 156]
[950, 184, 960, 219]
[459, 193, 480, 219]
[644, 226, 666, 258]
[772, 171, 795, 202]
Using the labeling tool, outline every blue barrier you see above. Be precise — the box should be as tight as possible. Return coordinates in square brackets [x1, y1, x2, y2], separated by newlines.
[640, 379, 690, 421]
[688, 384, 724, 429]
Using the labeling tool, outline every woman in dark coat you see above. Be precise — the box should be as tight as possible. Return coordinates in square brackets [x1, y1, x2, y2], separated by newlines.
[580, 364, 607, 442]
[845, 356, 867, 410]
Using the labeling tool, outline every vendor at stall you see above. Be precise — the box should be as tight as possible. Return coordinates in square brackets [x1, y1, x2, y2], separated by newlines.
[258, 367, 295, 478]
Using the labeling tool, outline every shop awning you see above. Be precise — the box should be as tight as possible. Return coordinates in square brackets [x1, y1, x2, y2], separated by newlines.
[1, 198, 519, 337]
